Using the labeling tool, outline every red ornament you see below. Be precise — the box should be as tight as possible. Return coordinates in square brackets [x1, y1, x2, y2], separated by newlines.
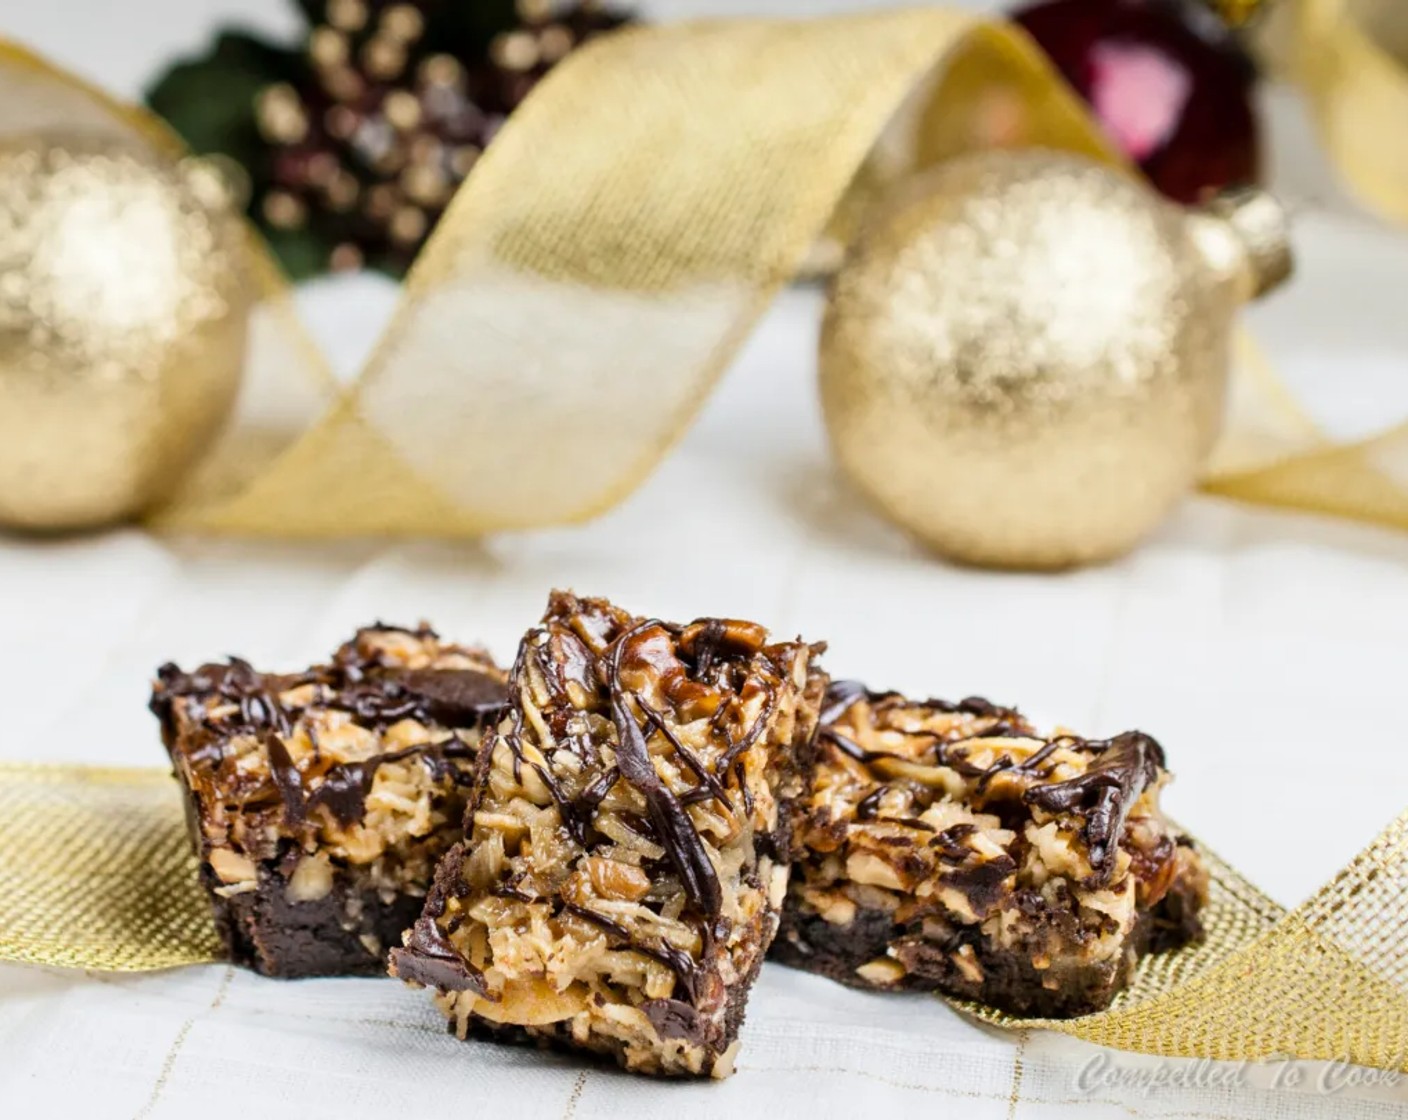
[1011, 0, 1260, 204]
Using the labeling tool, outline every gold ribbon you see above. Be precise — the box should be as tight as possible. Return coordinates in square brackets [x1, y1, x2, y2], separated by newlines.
[3, 10, 1408, 536]
[5, 760, 1408, 1071]
[1292, 0, 1408, 227]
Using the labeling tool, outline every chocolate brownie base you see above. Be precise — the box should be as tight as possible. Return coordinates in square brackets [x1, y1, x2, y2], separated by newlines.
[773, 869, 1205, 1017]
[206, 859, 427, 979]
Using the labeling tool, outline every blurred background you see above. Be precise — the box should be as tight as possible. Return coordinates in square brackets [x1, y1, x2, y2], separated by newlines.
[10, 0, 1404, 436]
[2, 0, 1359, 228]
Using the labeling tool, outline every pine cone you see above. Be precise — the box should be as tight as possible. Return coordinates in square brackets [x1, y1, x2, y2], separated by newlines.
[255, 0, 633, 276]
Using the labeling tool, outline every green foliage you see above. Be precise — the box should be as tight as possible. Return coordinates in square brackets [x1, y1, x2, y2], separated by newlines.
[145, 31, 300, 171]
[145, 31, 339, 280]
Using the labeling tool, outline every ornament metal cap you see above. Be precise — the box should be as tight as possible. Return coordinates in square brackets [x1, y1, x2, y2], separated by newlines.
[1196, 185, 1293, 299]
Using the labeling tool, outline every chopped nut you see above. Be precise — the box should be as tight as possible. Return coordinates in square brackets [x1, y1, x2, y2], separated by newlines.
[845, 851, 905, 891]
[952, 944, 984, 984]
[711, 1039, 743, 1080]
[768, 862, 790, 909]
[208, 847, 257, 886]
[678, 619, 768, 657]
[583, 856, 651, 902]
[855, 957, 906, 986]
[286, 853, 335, 903]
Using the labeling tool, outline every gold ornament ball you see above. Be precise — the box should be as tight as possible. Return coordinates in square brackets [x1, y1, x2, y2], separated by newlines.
[0, 132, 252, 531]
[819, 149, 1290, 569]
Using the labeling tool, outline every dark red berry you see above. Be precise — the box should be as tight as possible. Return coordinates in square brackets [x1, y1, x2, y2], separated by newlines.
[1012, 0, 1260, 204]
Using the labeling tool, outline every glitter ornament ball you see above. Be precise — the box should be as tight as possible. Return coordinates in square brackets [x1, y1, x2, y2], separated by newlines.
[0, 133, 251, 531]
[819, 149, 1290, 569]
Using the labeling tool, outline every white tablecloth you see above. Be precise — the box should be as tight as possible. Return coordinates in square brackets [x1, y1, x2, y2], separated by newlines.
[4, 3, 1408, 1117]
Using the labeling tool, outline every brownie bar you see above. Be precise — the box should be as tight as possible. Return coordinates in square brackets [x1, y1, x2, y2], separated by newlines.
[772, 682, 1207, 1017]
[391, 591, 827, 1078]
[150, 625, 507, 978]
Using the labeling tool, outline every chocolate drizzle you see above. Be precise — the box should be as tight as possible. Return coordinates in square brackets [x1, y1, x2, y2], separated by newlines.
[818, 725, 873, 763]
[819, 679, 1009, 727]
[303, 739, 479, 827]
[153, 659, 304, 737]
[151, 632, 506, 832]
[639, 699, 731, 812]
[391, 906, 487, 994]
[563, 902, 700, 1002]
[642, 998, 708, 1045]
[330, 667, 507, 727]
[818, 679, 869, 726]
[154, 643, 506, 744]
[817, 680, 1034, 783]
[855, 787, 889, 820]
[715, 693, 776, 775]
[816, 681, 1171, 891]
[687, 618, 728, 681]
[1024, 731, 1164, 883]
[563, 767, 619, 841]
[931, 822, 978, 860]
[606, 624, 723, 922]
[483, 606, 767, 925]
[264, 733, 307, 825]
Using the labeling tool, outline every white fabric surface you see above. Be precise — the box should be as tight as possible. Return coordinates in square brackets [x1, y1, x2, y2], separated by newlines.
[4, 2, 1408, 1116]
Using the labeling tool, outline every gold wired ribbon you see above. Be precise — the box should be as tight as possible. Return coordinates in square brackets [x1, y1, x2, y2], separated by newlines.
[1291, 0, 1408, 227]
[3, 7, 1408, 1071]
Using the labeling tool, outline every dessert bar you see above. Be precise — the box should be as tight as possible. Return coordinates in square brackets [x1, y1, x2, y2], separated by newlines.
[151, 625, 507, 978]
[773, 682, 1206, 1016]
[392, 592, 827, 1077]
